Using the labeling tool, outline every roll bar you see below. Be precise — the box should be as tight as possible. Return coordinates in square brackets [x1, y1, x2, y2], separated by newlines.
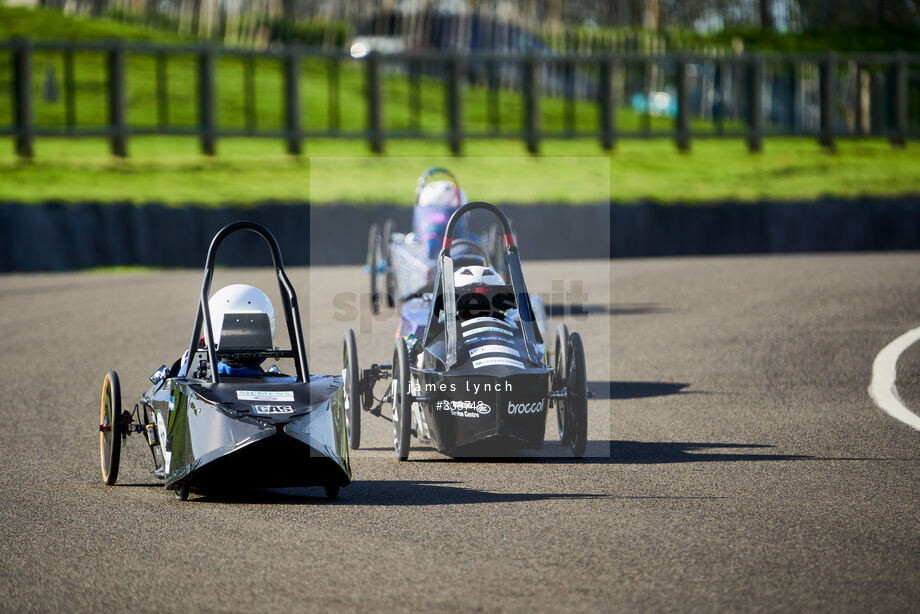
[440, 201, 515, 253]
[424, 202, 541, 368]
[178, 221, 310, 383]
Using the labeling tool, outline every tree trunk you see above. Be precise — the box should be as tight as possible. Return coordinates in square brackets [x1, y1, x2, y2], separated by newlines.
[760, 0, 774, 30]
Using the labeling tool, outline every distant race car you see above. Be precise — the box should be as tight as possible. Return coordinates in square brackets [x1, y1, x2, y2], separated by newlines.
[367, 166, 548, 336]
[344, 202, 588, 459]
[98, 221, 351, 500]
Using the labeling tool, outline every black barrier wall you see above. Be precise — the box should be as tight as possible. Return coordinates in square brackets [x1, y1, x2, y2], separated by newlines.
[1, 198, 919, 272]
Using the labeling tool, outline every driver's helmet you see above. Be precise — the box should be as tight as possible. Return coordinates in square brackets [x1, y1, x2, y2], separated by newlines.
[413, 174, 469, 259]
[453, 265, 512, 321]
[208, 284, 275, 348]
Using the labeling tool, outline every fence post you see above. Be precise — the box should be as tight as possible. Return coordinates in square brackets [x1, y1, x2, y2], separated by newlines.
[747, 54, 763, 153]
[366, 51, 383, 154]
[676, 55, 690, 152]
[891, 52, 907, 147]
[446, 54, 463, 155]
[198, 47, 217, 156]
[598, 58, 616, 150]
[64, 47, 76, 131]
[12, 38, 33, 158]
[107, 40, 127, 157]
[819, 52, 836, 150]
[284, 51, 301, 155]
[523, 54, 540, 155]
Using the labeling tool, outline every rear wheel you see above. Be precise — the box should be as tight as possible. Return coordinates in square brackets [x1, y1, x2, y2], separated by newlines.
[392, 338, 411, 461]
[99, 371, 122, 485]
[382, 219, 396, 308]
[566, 333, 588, 458]
[174, 484, 189, 501]
[343, 328, 361, 450]
[324, 484, 340, 500]
[552, 324, 570, 441]
[367, 224, 382, 314]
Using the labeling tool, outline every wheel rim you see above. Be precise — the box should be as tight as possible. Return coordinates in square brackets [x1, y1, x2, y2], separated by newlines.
[391, 377, 400, 453]
[99, 376, 113, 478]
[566, 358, 577, 452]
[342, 343, 351, 441]
[554, 335, 567, 441]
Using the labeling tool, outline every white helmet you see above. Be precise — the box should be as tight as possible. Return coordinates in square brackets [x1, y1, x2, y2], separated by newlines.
[208, 284, 275, 346]
[418, 180, 467, 209]
[454, 265, 505, 289]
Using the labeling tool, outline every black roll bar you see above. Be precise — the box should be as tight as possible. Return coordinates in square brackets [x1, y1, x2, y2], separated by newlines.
[440, 201, 514, 253]
[178, 221, 310, 383]
[424, 202, 540, 368]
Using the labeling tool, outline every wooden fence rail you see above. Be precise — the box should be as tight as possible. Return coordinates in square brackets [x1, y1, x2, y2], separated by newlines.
[1, 38, 917, 157]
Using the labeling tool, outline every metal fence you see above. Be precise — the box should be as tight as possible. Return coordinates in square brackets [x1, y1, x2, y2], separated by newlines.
[1, 37, 917, 157]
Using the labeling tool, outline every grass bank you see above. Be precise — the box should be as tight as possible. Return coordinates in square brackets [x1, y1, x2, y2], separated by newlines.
[0, 137, 917, 205]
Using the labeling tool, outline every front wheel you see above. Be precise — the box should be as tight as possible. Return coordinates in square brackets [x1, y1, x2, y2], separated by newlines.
[99, 371, 122, 485]
[367, 224, 382, 315]
[392, 337, 411, 461]
[324, 484, 340, 500]
[343, 329, 361, 450]
[382, 218, 396, 308]
[565, 333, 588, 458]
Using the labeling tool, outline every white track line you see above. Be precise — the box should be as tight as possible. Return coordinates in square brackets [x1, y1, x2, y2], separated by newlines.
[869, 326, 920, 431]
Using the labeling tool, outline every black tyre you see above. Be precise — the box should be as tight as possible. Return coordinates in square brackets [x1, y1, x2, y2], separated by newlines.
[99, 371, 122, 485]
[392, 337, 411, 461]
[367, 224, 382, 314]
[566, 333, 588, 458]
[552, 324, 570, 440]
[343, 328, 361, 450]
[174, 484, 189, 501]
[382, 219, 396, 308]
[324, 484, 340, 500]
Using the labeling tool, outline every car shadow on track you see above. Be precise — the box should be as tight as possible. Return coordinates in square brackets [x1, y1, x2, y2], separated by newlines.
[180, 481, 608, 506]
[373, 440, 814, 465]
[589, 380, 695, 399]
[543, 302, 668, 317]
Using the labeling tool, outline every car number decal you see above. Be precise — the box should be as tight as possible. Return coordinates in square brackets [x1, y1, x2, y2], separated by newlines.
[252, 404, 294, 415]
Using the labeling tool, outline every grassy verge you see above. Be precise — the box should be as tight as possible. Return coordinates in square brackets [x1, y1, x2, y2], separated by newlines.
[1, 136, 917, 205]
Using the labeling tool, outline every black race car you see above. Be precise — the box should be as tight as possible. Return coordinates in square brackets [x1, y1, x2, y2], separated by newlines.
[98, 222, 351, 500]
[345, 202, 588, 459]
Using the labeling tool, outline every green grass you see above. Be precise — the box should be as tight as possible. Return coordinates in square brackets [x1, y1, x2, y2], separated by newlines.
[1, 136, 917, 205]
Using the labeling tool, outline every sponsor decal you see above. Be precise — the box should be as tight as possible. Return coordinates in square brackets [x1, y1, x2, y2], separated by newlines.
[469, 344, 520, 358]
[462, 326, 513, 338]
[252, 404, 295, 415]
[464, 334, 510, 345]
[435, 400, 492, 418]
[507, 400, 544, 415]
[473, 356, 525, 370]
[236, 390, 295, 402]
[460, 316, 516, 329]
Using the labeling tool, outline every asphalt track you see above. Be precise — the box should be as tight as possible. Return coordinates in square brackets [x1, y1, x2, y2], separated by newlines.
[1, 254, 919, 612]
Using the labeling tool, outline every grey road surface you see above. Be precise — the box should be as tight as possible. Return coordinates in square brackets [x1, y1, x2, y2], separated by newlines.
[1, 254, 918, 612]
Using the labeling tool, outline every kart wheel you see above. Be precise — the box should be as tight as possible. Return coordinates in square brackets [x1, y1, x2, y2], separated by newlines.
[392, 337, 411, 461]
[343, 328, 361, 450]
[382, 219, 396, 308]
[566, 333, 588, 458]
[324, 484, 340, 500]
[552, 324, 570, 441]
[367, 224, 382, 314]
[99, 371, 122, 486]
[174, 484, 189, 501]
